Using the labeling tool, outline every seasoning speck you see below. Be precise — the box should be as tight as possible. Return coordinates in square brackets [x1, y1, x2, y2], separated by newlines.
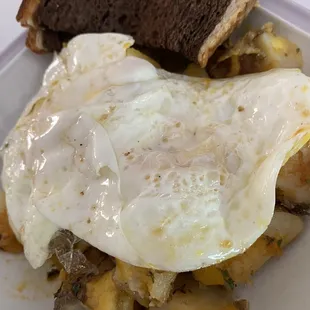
[16, 282, 27, 293]
[238, 106, 245, 112]
[80, 191, 85, 196]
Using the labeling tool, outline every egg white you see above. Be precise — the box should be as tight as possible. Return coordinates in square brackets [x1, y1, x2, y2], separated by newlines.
[2, 33, 310, 271]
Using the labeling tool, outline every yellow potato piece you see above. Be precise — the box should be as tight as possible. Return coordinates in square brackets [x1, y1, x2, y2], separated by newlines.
[193, 265, 224, 286]
[114, 259, 176, 307]
[255, 31, 303, 71]
[193, 211, 303, 287]
[151, 274, 240, 310]
[86, 270, 134, 310]
[208, 23, 303, 78]
[0, 191, 23, 253]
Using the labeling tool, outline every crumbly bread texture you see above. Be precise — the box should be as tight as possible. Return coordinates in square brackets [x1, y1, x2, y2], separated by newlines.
[17, 0, 256, 67]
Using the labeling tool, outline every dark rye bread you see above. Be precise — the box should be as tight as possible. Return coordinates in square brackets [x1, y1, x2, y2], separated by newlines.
[17, 0, 256, 67]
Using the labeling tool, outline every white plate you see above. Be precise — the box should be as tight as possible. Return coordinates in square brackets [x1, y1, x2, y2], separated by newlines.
[0, 4, 310, 310]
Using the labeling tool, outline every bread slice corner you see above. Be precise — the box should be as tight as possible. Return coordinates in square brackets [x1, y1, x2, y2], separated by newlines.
[198, 0, 257, 67]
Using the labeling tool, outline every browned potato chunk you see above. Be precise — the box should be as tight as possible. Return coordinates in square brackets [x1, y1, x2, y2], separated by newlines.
[86, 269, 135, 310]
[114, 259, 176, 307]
[255, 30, 303, 71]
[0, 191, 23, 253]
[193, 211, 303, 287]
[208, 23, 303, 78]
[151, 274, 241, 310]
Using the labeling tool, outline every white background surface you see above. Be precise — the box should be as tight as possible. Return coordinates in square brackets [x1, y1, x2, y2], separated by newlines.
[0, 0, 310, 54]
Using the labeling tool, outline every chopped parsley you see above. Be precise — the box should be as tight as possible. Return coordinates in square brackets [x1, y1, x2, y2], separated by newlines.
[148, 271, 155, 283]
[221, 270, 235, 290]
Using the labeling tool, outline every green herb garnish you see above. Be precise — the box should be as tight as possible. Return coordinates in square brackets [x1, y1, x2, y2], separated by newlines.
[221, 270, 235, 290]
[148, 271, 155, 283]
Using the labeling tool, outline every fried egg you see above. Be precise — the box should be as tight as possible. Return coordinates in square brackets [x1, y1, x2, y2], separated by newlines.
[2, 33, 310, 272]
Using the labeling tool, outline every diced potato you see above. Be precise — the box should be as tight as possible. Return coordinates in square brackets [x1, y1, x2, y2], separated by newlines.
[264, 210, 304, 246]
[255, 31, 303, 71]
[207, 23, 303, 78]
[114, 259, 176, 307]
[149, 271, 178, 306]
[151, 274, 241, 310]
[193, 211, 303, 287]
[184, 63, 209, 78]
[126, 48, 161, 68]
[0, 191, 23, 253]
[86, 269, 135, 310]
[193, 265, 225, 287]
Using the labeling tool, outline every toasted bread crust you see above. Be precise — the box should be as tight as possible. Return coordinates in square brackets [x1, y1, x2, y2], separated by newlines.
[26, 27, 47, 54]
[16, 0, 40, 27]
[17, 0, 47, 53]
[17, 0, 256, 62]
[198, 0, 257, 67]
